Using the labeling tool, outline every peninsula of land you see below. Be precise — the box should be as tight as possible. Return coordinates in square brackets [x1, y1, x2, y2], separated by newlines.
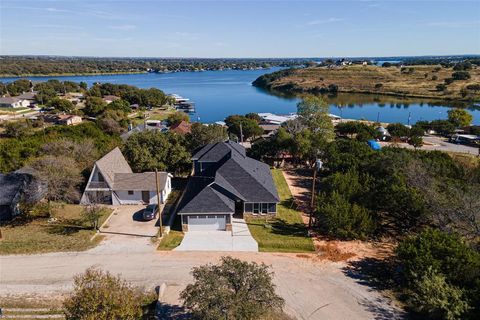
[253, 64, 480, 101]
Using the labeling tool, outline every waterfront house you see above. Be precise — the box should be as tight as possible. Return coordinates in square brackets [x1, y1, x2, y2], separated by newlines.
[56, 115, 83, 126]
[177, 141, 279, 232]
[80, 147, 172, 205]
[0, 97, 31, 108]
[170, 120, 192, 134]
[102, 95, 121, 104]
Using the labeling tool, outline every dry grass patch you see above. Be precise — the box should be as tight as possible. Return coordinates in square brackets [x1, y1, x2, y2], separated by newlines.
[0, 204, 111, 255]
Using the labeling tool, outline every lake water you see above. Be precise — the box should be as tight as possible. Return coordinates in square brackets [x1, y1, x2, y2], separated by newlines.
[1, 68, 479, 125]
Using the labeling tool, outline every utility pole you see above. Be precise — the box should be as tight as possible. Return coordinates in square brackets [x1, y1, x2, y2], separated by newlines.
[309, 162, 317, 228]
[239, 123, 244, 143]
[155, 169, 163, 237]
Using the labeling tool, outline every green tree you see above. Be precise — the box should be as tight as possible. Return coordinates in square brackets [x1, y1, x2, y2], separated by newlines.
[316, 191, 374, 239]
[6, 79, 31, 95]
[107, 99, 131, 113]
[297, 96, 334, 140]
[167, 111, 190, 126]
[84, 96, 107, 116]
[186, 123, 227, 151]
[225, 115, 263, 141]
[47, 97, 75, 112]
[245, 112, 262, 123]
[396, 229, 480, 289]
[447, 109, 473, 127]
[122, 131, 191, 175]
[63, 267, 154, 320]
[409, 135, 424, 149]
[79, 81, 88, 90]
[386, 123, 410, 138]
[3, 122, 27, 138]
[451, 71, 471, 80]
[180, 256, 284, 320]
[410, 268, 470, 320]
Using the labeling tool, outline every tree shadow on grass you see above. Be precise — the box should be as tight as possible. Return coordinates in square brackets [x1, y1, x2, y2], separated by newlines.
[46, 218, 88, 235]
[270, 219, 310, 238]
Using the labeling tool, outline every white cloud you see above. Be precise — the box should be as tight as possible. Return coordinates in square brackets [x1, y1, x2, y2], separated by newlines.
[109, 25, 137, 30]
[426, 20, 480, 28]
[307, 18, 344, 25]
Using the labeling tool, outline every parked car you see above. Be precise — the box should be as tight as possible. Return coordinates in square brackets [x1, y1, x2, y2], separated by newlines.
[143, 204, 158, 220]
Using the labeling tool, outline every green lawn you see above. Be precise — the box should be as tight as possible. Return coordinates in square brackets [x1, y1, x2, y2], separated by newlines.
[0, 204, 111, 255]
[245, 169, 315, 253]
[158, 212, 184, 250]
[158, 183, 185, 250]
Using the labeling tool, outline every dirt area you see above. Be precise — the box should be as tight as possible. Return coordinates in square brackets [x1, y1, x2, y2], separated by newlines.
[0, 248, 404, 320]
[282, 167, 396, 262]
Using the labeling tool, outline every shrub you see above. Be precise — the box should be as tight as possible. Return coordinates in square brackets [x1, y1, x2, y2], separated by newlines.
[63, 267, 155, 320]
[409, 268, 470, 320]
[447, 109, 473, 127]
[316, 191, 374, 239]
[374, 83, 383, 89]
[180, 257, 285, 320]
[431, 75, 438, 81]
[444, 78, 454, 85]
[396, 228, 480, 288]
[387, 123, 410, 138]
[436, 83, 447, 91]
[409, 135, 423, 149]
[452, 71, 471, 81]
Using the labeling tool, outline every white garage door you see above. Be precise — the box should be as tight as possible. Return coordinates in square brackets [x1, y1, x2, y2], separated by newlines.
[188, 215, 226, 231]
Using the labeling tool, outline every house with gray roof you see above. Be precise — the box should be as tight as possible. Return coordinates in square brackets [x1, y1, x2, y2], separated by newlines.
[0, 171, 46, 221]
[177, 141, 279, 232]
[0, 97, 31, 108]
[80, 147, 172, 205]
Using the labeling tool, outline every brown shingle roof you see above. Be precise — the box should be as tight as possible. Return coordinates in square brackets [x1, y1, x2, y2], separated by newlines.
[170, 121, 191, 134]
[95, 147, 132, 187]
[112, 172, 169, 191]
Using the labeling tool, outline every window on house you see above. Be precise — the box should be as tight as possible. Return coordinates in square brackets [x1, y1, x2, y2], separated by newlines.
[253, 203, 260, 214]
[128, 190, 134, 195]
[268, 203, 277, 213]
[261, 203, 268, 214]
[244, 203, 253, 212]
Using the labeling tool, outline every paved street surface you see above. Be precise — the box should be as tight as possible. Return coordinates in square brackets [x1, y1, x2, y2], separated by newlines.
[100, 205, 159, 237]
[380, 135, 479, 155]
[175, 218, 258, 252]
[0, 235, 404, 320]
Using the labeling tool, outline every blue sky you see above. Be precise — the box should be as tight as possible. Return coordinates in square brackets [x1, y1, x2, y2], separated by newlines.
[1, 0, 479, 57]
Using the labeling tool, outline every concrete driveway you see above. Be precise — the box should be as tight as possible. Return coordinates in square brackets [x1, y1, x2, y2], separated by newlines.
[175, 218, 258, 252]
[100, 205, 160, 237]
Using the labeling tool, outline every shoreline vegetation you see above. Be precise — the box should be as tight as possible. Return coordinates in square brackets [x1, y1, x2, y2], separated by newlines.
[0, 56, 310, 77]
[253, 64, 480, 102]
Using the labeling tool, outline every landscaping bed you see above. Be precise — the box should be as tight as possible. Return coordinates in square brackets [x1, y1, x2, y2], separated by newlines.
[246, 169, 315, 253]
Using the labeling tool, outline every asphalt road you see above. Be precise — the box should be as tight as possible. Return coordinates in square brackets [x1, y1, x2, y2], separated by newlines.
[0, 235, 404, 320]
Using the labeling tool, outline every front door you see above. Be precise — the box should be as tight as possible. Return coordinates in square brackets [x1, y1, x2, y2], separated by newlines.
[142, 191, 150, 204]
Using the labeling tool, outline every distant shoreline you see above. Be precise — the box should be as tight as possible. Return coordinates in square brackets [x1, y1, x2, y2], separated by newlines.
[0, 71, 148, 78]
